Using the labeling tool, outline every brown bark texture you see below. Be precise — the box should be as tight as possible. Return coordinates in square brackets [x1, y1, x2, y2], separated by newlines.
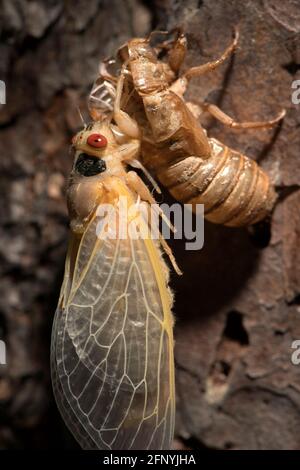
[0, 0, 299, 450]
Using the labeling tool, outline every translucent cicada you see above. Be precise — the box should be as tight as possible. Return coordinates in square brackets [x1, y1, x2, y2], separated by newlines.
[51, 115, 178, 449]
[51, 28, 285, 451]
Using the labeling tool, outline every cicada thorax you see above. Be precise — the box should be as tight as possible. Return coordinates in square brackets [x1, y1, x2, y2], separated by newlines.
[120, 38, 175, 96]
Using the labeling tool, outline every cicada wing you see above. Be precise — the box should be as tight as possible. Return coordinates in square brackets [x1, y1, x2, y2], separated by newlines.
[51, 210, 175, 450]
[51, 307, 99, 449]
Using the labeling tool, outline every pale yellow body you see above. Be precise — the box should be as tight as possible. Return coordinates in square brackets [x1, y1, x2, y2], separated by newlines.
[51, 122, 175, 450]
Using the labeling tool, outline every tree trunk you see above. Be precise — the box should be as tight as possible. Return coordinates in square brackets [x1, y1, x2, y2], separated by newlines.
[0, 0, 299, 449]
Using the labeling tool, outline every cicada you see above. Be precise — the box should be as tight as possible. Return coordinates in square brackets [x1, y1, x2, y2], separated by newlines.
[51, 117, 178, 449]
[90, 30, 285, 227]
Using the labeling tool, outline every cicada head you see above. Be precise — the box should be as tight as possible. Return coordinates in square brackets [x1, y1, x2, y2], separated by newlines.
[72, 121, 118, 156]
[68, 121, 127, 233]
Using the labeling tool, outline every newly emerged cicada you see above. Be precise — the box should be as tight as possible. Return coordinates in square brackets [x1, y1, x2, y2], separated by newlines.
[51, 28, 285, 450]
[90, 29, 285, 227]
[51, 116, 178, 449]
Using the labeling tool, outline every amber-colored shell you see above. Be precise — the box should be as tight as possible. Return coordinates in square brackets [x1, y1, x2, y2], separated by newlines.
[122, 37, 277, 227]
[144, 138, 276, 227]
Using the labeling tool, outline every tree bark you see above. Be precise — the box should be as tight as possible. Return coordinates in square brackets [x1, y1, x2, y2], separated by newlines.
[0, 0, 299, 449]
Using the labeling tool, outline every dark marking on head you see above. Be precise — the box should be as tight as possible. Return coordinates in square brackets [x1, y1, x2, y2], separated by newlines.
[75, 153, 107, 177]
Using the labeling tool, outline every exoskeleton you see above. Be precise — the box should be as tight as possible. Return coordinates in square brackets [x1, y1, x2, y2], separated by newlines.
[90, 30, 285, 227]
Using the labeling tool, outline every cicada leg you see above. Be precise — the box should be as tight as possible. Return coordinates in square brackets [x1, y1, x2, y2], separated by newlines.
[113, 65, 141, 139]
[167, 33, 187, 73]
[126, 171, 182, 275]
[148, 28, 187, 74]
[184, 28, 239, 80]
[126, 170, 158, 204]
[200, 103, 286, 130]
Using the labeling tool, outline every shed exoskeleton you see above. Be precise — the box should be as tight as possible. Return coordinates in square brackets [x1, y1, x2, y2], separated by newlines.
[90, 30, 285, 227]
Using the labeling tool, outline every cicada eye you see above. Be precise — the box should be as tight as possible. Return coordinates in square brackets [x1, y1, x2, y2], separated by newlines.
[87, 133, 108, 148]
[75, 153, 107, 176]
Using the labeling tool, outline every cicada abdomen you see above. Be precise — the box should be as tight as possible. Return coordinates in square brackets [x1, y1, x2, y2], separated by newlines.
[120, 33, 283, 227]
[51, 121, 175, 450]
[142, 134, 276, 227]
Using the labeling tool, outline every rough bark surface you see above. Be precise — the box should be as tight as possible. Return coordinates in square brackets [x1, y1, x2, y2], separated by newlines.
[0, 0, 299, 449]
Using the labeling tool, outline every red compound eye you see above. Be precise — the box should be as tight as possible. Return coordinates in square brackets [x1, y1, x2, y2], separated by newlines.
[87, 133, 107, 148]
